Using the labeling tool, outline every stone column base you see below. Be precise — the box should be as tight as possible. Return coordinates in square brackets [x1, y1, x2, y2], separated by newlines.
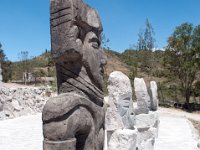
[43, 138, 76, 150]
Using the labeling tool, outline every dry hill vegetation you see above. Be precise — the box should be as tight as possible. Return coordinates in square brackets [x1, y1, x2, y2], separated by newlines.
[1, 21, 199, 111]
[3, 48, 200, 108]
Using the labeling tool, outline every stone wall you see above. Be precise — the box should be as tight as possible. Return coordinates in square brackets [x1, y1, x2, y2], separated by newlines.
[0, 85, 53, 120]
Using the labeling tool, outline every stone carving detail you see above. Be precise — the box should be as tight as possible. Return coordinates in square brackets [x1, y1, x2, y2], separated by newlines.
[149, 81, 159, 111]
[133, 78, 159, 150]
[134, 78, 151, 114]
[134, 78, 159, 114]
[105, 74, 159, 150]
[105, 71, 136, 150]
[42, 0, 106, 150]
[106, 71, 135, 130]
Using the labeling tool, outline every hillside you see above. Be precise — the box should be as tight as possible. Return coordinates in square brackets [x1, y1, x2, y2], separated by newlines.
[104, 50, 130, 77]
[10, 50, 172, 99]
[9, 49, 200, 106]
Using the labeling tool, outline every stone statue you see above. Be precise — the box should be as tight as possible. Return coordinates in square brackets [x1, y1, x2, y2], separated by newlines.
[149, 81, 159, 111]
[42, 0, 107, 150]
[106, 71, 135, 130]
[134, 78, 151, 114]
[105, 71, 136, 150]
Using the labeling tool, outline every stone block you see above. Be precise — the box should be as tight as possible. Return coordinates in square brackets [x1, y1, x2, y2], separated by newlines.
[135, 112, 159, 132]
[108, 129, 137, 150]
[136, 128, 157, 150]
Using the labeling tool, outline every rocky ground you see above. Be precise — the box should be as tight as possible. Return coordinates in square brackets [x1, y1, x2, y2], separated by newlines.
[0, 83, 55, 120]
[0, 107, 199, 150]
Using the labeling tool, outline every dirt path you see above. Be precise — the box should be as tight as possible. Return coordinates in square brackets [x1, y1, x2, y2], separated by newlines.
[155, 107, 199, 150]
[158, 107, 200, 122]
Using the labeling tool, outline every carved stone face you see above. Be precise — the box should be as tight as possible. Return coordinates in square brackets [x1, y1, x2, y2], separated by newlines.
[83, 32, 107, 90]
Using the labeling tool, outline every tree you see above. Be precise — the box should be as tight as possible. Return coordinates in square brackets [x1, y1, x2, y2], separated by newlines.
[137, 30, 145, 51]
[0, 43, 12, 82]
[137, 19, 155, 51]
[164, 23, 200, 106]
[0, 43, 6, 62]
[144, 19, 155, 51]
[101, 33, 110, 50]
[137, 19, 156, 76]
[18, 51, 31, 84]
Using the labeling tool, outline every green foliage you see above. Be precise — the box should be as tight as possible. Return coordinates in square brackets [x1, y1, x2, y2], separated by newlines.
[34, 69, 47, 78]
[193, 81, 200, 97]
[136, 19, 156, 76]
[137, 19, 156, 51]
[0, 43, 12, 82]
[11, 51, 54, 81]
[0, 43, 6, 62]
[164, 22, 200, 104]
[101, 33, 110, 50]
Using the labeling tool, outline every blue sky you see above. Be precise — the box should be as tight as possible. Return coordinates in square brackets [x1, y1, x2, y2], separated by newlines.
[0, 0, 200, 61]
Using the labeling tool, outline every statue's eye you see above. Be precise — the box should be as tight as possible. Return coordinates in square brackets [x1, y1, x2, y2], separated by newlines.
[89, 38, 99, 49]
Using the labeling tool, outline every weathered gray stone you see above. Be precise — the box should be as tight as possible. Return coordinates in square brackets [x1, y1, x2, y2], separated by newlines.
[106, 71, 135, 129]
[11, 100, 21, 111]
[143, 138, 155, 150]
[108, 129, 137, 150]
[105, 99, 124, 131]
[135, 112, 159, 132]
[42, 0, 107, 149]
[149, 81, 159, 111]
[0, 86, 50, 120]
[105, 71, 137, 149]
[136, 128, 157, 150]
[134, 78, 150, 114]
[44, 138, 76, 150]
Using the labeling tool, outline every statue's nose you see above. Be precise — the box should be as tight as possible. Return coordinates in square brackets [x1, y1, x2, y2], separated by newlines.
[99, 49, 107, 66]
